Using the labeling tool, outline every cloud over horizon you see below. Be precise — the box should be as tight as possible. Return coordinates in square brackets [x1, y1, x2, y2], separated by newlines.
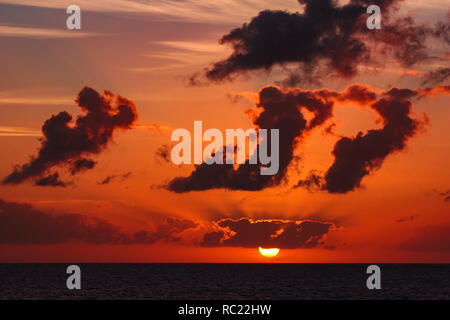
[201, 218, 334, 249]
[0, 198, 197, 245]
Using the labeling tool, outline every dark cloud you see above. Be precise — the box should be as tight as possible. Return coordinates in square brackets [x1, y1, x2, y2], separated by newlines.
[200, 218, 334, 249]
[35, 173, 70, 188]
[71, 158, 97, 175]
[322, 122, 337, 136]
[2, 87, 138, 187]
[338, 83, 377, 103]
[155, 144, 171, 163]
[193, 0, 445, 83]
[168, 83, 448, 194]
[382, 87, 418, 100]
[323, 95, 423, 193]
[99, 172, 132, 185]
[296, 84, 449, 194]
[383, 85, 450, 100]
[294, 171, 323, 192]
[167, 153, 274, 193]
[166, 85, 336, 192]
[0, 198, 196, 245]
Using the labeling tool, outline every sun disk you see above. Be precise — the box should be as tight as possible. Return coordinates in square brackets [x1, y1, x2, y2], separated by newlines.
[258, 247, 280, 258]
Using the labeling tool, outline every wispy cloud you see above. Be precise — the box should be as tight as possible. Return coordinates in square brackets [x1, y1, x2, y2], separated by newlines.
[0, 96, 73, 105]
[133, 124, 172, 132]
[154, 41, 225, 54]
[145, 41, 225, 62]
[0, 25, 99, 38]
[2, 0, 447, 24]
[128, 40, 228, 73]
[0, 0, 302, 24]
[1, 0, 447, 25]
[0, 126, 41, 137]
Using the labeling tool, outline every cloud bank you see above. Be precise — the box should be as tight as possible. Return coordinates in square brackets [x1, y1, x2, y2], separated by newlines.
[0, 198, 196, 245]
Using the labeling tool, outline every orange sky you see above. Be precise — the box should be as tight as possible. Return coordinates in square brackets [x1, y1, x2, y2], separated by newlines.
[0, 0, 449, 262]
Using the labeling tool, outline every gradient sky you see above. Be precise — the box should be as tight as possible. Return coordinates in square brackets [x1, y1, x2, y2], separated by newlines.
[0, 0, 449, 262]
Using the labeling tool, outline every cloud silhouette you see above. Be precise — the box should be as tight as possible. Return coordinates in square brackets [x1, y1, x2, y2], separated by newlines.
[194, 0, 447, 83]
[35, 172, 70, 187]
[201, 218, 334, 249]
[2, 87, 138, 187]
[99, 172, 132, 185]
[433, 189, 450, 202]
[168, 84, 448, 194]
[296, 84, 449, 193]
[166, 85, 336, 192]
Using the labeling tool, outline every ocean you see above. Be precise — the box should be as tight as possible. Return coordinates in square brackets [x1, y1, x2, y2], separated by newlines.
[0, 264, 449, 300]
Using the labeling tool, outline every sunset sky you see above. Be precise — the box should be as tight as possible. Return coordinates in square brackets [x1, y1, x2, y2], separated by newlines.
[0, 0, 449, 262]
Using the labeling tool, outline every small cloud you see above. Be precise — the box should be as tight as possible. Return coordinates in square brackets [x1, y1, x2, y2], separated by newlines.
[35, 172, 71, 188]
[0, 97, 73, 105]
[396, 216, 416, 223]
[226, 91, 258, 105]
[99, 172, 132, 185]
[434, 189, 450, 202]
[133, 124, 172, 132]
[322, 123, 336, 136]
[155, 144, 171, 163]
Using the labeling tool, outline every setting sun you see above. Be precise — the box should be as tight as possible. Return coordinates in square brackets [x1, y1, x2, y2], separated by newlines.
[258, 247, 280, 258]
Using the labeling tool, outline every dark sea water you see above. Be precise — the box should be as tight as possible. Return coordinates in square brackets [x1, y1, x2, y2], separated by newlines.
[0, 264, 449, 300]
